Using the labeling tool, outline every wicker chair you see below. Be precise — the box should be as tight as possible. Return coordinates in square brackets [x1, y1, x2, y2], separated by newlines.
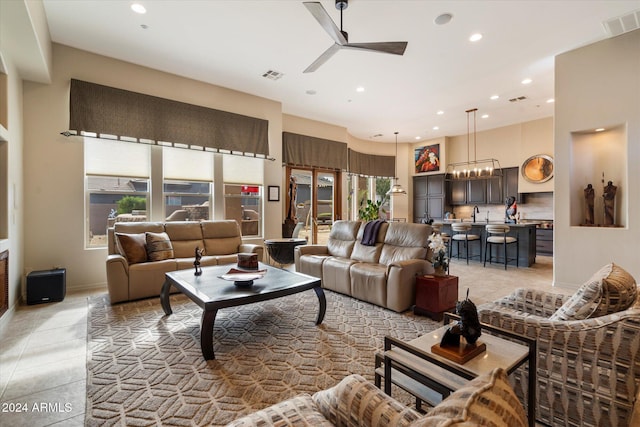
[477, 286, 640, 427]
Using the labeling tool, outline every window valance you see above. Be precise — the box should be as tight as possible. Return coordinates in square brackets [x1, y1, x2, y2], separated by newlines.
[282, 132, 347, 170]
[66, 79, 270, 158]
[348, 149, 395, 178]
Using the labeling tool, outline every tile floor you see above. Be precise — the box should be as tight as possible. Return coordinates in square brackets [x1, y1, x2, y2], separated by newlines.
[0, 256, 567, 426]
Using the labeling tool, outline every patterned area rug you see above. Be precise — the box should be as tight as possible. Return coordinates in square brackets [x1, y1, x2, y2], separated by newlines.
[86, 290, 441, 426]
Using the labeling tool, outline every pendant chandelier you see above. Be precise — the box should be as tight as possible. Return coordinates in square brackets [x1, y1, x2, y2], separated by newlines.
[387, 131, 407, 195]
[445, 108, 502, 180]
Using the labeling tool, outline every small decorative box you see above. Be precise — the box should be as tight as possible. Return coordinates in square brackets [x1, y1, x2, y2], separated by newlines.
[237, 253, 258, 270]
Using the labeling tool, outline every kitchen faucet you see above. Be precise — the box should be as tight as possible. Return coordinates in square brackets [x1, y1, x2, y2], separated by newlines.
[472, 205, 480, 222]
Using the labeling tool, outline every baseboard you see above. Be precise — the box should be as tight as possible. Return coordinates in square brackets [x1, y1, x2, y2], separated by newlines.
[67, 282, 107, 293]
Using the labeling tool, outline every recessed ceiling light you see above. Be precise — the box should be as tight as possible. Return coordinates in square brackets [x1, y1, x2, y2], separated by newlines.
[595, 128, 605, 132]
[432, 126, 439, 130]
[546, 98, 555, 103]
[356, 86, 365, 92]
[469, 33, 483, 42]
[481, 114, 489, 119]
[415, 136, 421, 140]
[434, 13, 453, 25]
[436, 110, 444, 115]
[521, 78, 533, 85]
[490, 95, 499, 100]
[131, 3, 146, 14]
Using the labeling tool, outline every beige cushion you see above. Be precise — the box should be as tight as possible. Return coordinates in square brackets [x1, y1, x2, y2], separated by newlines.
[145, 232, 175, 261]
[550, 263, 637, 321]
[226, 393, 333, 427]
[164, 222, 205, 258]
[412, 368, 527, 427]
[115, 232, 148, 264]
[201, 220, 242, 255]
[325, 220, 360, 258]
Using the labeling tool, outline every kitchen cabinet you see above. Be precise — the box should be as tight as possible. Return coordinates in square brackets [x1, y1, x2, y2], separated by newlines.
[447, 178, 467, 205]
[536, 228, 553, 256]
[466, 179, 487, 204]
[503, 167, 521, 203]
[486, 175, 503, 204]
[413, 174, 447, 222]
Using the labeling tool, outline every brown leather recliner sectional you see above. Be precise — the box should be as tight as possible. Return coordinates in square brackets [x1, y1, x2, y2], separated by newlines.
[294, 220, 434, 312]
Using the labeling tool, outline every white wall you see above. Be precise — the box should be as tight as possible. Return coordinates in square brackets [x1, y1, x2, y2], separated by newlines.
[23, 44, 284, 292]
[554, 29, 640, 287]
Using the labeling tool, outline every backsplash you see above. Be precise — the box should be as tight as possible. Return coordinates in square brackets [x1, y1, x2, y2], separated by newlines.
[451, 192, 553, 222]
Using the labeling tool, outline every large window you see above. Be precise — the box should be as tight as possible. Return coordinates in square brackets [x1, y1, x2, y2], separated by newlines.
[350, 175, 392, 220]
[163, 146, 213, 221]
[85, 139, 265, 248]
[85, 139, 150, 248]
[223, 155, 263, 237]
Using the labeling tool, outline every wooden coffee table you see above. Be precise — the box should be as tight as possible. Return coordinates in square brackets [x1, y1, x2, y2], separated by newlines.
[160, 262, 325, 360]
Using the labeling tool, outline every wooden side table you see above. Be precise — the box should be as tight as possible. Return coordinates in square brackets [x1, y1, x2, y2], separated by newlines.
[413, 275, 458, 320]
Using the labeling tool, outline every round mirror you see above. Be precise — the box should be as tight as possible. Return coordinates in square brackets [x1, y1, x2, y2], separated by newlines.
[521, 154, 554, 183]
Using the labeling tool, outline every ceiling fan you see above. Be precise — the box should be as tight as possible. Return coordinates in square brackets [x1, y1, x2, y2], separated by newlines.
[303, 0, 408, 73]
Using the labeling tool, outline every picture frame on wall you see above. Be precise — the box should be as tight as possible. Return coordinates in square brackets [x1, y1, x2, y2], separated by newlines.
[415, 144, 441, 173]
[268, 185, 280, 202]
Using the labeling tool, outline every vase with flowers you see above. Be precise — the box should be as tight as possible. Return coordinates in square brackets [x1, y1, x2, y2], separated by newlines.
[428, 232, 449, 276]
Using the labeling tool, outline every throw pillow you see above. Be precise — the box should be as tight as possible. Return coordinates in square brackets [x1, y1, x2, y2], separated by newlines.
[115, 232, 147, 264]
[411, 368, 527, 427]
[550, 263, 637, 321]
[145, 232, 175, 261]
[225, 394, 333, 427]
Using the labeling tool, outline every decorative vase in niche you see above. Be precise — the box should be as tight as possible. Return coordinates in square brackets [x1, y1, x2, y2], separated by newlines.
[434, 266, 446, 277]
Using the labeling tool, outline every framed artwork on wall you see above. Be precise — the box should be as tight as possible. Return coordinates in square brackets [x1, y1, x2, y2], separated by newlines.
[268, 185, 280, 202]
[415, 144, 441, 173]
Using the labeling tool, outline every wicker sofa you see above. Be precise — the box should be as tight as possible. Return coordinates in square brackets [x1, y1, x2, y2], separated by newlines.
[294, 220, 434, 312]
[226, 368, 527, 427]
[477, 263, 640, 427]
[106, 220, 263, 304]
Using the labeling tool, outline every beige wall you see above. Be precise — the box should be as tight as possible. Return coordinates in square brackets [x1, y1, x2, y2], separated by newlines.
[554, 29, 640, 287]
[431, 117, 554, 193]
[0, 55, 26, 312]
[23, 44, 284, 291]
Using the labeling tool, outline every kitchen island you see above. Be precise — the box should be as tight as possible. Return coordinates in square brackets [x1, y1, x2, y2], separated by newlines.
[434, 221, 538, 267]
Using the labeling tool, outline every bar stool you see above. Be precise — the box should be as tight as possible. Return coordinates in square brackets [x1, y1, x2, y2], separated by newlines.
[484, 224, 519, 269]
[449, 223, 482, 264]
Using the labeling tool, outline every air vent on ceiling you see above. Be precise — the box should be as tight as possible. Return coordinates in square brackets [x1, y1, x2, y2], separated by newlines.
[262, 70, 284, 81]
[603, 9, 640, 37]
[509, 96, 527, 102]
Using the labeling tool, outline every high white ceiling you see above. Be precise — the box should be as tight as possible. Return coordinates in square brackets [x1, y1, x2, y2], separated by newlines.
[42, 0, 639, 143]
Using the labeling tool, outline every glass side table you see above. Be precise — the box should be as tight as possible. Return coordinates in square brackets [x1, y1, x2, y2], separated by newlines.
[375, 313, 536, 427]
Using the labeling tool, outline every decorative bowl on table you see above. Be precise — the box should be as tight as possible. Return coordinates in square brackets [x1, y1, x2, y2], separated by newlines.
[219, 268, 266, 287]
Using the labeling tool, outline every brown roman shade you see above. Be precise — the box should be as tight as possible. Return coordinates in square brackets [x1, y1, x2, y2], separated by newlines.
[66, 79, 270, 158]
[348, 149, 395, 178]
[282, 132, 347, 170]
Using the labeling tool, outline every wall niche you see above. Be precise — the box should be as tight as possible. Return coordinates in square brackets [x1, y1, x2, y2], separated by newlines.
[570, 124, 627, 227]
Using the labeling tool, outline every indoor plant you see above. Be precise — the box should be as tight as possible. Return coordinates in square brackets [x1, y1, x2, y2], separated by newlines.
[428, 232, 449, 276]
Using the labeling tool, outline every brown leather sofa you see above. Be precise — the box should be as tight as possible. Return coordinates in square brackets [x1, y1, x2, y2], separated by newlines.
[106, 220, 263, 304]
[294, 220, 433, 312]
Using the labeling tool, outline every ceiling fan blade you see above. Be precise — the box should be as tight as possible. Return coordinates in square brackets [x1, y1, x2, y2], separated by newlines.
[343, 41, 408, 55]
[303, 2, 348, 45]
[304, 43, 342, 73]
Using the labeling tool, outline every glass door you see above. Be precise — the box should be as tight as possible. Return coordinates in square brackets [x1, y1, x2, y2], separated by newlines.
[287, 167, 340, 244]
[315, 171, 335, 245]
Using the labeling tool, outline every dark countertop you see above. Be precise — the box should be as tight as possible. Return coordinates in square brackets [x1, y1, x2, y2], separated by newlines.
[434, 220, 539, 228]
